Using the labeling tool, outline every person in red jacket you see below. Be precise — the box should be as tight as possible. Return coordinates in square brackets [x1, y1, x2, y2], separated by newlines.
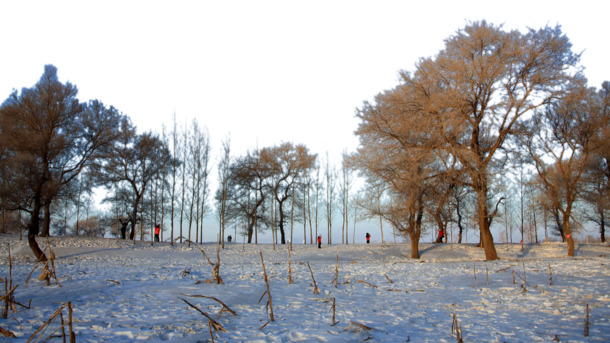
[436, 228, 444, 243]
[366, 232, 371, 244]
[154, 224, 160, 242]
[317, 235, 322, 249]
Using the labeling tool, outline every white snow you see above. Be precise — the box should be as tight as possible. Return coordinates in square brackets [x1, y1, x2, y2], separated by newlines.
[1, 235, 609, 342]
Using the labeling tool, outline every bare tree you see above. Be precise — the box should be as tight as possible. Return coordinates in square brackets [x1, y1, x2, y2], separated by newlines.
[339, 150, 353, 244]
[168, 112, 182, 245]
[264, 143, 316, 245]
[518, 80, 598, 256]
[584, 81, 610, 243]
[324, 152, 336, 244]
[582, 155, 609, 243]
[93, 120, 171, 241]
[216, 136, 231, 247]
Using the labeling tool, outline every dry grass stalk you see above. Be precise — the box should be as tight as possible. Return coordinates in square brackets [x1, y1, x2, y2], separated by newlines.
[185, 240, 223, 284]
[451, 305, 463, 343]
[584, 303, 590, 337]
[181, 268, 190, 278]
[68, 302, 75, 343]
[180, 298, 228, 333]
[384, 274, 394, 284]
[26, 242, 61, 287]
[548, 263, 553, 286]
[344, 320, 375, 332]
[2, 244, 31, 319]
[495, 265, 516, 273]
[331, 250, 339, 288]
[2, 243, 14, 319]
[288, 244, 294, 285]
[105, 279, 121, 285]
[0, 326, 16, 338]
[523, 261, 527, 284]
[259, 320, 270, 330]
[473, 264, 478, 288]
[486, 266, 489, 286]
[27, 302, 75, 343]
[208, 322, 215, 343]
[513, 270, 516, 284]
[59, 311, 66, 343]
[306, 261, 320, 294]
[181, 294, 237, 317]
[514, 271, 529, 287]
[259, 252, 275, 322]
[357, 280, 378, 288]
[327, 297, 337, 326]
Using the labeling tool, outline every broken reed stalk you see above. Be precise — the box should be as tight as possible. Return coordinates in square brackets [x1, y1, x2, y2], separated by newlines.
[332, 249, 338, 288]
[60, 311, 66, 343]
[329, 297, 337, 326]
[357, 280, 378, 288]
[180, 294, 237, 317]
[514, 271, 529, 287]
[2, 243, 12, 319]
[68, 302, 75, 343]
[0, 326, 16, 338]
[25, 242, 61, 287]
[259, 252, 275, 321]
[584, 303, 590, 337]
[548, 263, 553, 286]
[486, 266, 489, 286]
[306, 261, 320, 294]
[384, 274, 394, 284]
[27, 302, 75, 343]
[522, 261, 527, 284]
[46, 238, 61, 286]
[185, 239, 223, 284]
[287, 244, 294, 284]
[513, 270, 515, 285]
[181, 298, 228, 333]
[473, 264, 478, 288]
[451, 305, 463, 343]
[3, 244, 31, 319]
[208, 322, 215, 343]
[213, 239, 224, 284]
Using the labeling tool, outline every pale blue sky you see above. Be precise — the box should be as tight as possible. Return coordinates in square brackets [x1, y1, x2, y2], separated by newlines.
[1, 0, 607, 164]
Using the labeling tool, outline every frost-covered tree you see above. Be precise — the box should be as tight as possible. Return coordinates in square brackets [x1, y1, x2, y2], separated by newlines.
[0, 65, 122, 261]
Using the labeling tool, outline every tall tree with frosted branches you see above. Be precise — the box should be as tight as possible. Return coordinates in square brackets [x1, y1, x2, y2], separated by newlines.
[355, 22, 582, 260]
[0, 65, 122, 261]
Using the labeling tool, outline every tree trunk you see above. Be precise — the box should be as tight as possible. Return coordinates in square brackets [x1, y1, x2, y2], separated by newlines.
[601, 211, 606, 243]
[28, 196, 47, 262]
[410, 233, 420, 258]
[457, 202, 464, 244]
[563, 209, 575, 257]
[476, 188, 498, 260]
[41, 202, 51, 237]
[278, 199, 286, 244]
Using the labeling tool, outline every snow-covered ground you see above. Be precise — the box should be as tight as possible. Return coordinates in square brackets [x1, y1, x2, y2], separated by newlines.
[0, 235, 608, 342]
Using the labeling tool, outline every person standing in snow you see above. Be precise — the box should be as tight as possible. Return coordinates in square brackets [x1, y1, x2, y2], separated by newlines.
[366, 232, 371, 244]
[154, 224, 160, 242]
[317, 235, 322, 249]
[227, 235, 232, 243]
[436, 228, 444, 243]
